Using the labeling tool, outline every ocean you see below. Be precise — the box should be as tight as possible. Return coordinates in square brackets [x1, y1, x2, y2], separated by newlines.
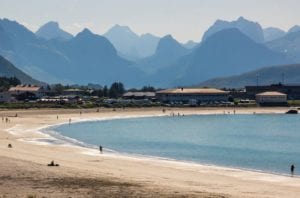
[52, 114, 300, 175]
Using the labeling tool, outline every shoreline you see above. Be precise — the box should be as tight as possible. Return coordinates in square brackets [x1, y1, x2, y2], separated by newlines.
[1, 107, 300, 197]
[38, 112, 298, 179]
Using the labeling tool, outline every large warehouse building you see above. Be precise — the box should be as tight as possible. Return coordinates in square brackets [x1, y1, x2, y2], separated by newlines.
[156, 88, 229, 105]
[256, 91, 287, 106]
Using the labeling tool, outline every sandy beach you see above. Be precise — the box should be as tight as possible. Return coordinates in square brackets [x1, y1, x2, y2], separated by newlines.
[1, 107, 300, 197]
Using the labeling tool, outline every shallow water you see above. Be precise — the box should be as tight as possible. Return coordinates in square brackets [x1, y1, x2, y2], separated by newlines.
[54, 114, 300, 175]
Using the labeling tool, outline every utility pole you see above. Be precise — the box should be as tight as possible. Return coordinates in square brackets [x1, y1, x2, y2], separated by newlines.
[281, 73, 285, 85]
[256, 74, 259, 96]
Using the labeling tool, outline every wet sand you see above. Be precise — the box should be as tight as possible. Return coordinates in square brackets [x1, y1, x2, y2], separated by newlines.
[0, 107, 300, 197]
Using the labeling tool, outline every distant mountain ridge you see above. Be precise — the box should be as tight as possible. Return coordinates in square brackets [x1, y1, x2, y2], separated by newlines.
[183, 40, 198, 49]
[199, 64, 300, 88]
[147, 28, 292, 87]
[133, 35, 190, 74]
[288, 25, 300, 34]
[266, 30, 300, 62]
[0, 18, 145, 87]
[103, 25, 160, 60]
[263, 27, 286, 42]
[36, 21, 73, 41]
[0, 17, 299, 88]
[202, 17, 264, 43]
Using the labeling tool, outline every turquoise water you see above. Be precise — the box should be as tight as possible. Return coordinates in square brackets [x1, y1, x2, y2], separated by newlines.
[53, 114, 300, 175]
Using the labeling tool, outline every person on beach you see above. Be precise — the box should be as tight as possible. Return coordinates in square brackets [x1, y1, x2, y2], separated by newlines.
[291, 164, 295, 176]
[69, 118, 71, 125]
[99, 145, 103, 154]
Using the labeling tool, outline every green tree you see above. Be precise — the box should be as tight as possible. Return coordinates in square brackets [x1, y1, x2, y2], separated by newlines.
[52, 84, 65, 95]
[141, 86, 155, 92]
[109, 82, 125, 98]
[0, 76, 21, 91]
[103, 86, 108, 97]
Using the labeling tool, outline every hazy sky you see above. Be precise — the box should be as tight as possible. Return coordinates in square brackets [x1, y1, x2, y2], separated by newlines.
[0, 0, 299, 42]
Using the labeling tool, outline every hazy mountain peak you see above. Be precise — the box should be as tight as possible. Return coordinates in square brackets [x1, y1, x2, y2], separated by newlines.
[161, 34, 173, 40]
[156, 35, 181, 51]
[79, 28, 93, 35]
[237, 16, 246, 21]
[36, 21, 73, 41]
[111, 24, 133, 33]
[154, 34, 188, 58]
[202, 16, 264, 43]
[183, 40, 198, 49]
[104, 24, 138, 38]
[132, 34, 188, 75]
[288, 25, 300, 34]
[263, 27, 286, 42]
[43, 21, 59, 28]
[141, 33, 153, 37]
[103, 24, 160, 60]
[204, 28, 251, 43]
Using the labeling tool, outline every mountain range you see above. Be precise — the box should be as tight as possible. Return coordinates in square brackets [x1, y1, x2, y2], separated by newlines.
[0, 18, 144, 87]
[0, 17, 300, 88]
[147, 28, 291, 87]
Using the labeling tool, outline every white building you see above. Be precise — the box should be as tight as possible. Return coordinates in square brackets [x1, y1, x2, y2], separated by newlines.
[9, 85, 47, 98]
[156, 88, 229, 104]
[256, 91, 287, 106]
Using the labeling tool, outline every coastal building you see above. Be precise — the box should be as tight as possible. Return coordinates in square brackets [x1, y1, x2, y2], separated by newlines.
[62, 88, 86, 96]
[122, 92, 156, 100]
[9, 85, 47, 99]
[156, 88, 229, 105]
[246, 84, 300, 100]
[256, 91, 287, 106]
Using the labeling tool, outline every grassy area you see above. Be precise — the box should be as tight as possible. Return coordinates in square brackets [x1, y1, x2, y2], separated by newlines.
[288, 100, 300, 107]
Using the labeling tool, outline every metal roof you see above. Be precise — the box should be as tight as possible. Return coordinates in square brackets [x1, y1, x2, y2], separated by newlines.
[156, 88, 228, 94]
[123, 92, 155, 97]
[256, 91, 287, 96]
[9, 85, 42, 92]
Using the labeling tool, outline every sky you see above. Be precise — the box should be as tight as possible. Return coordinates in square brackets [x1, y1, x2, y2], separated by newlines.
[0, 0, 299, 42]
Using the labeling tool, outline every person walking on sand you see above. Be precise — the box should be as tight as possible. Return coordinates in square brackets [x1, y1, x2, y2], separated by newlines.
[291, 164, 295, 176]
[99, 145, 103, 154]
